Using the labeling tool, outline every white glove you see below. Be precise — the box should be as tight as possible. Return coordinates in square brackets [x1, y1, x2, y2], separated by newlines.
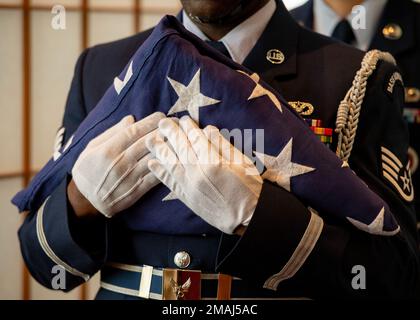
[146, 116, 263, 234]
[72, 112, 165, 218]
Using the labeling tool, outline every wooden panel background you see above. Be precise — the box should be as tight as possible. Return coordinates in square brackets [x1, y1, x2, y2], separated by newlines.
[0, 0, 180, 300]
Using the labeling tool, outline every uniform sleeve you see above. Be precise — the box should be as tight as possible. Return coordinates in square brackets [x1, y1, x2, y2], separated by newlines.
[18, 176, 107, 291]
[216, 61, 420, 299]
[18, 49, 108, 291]
[61, 49, 89, 143]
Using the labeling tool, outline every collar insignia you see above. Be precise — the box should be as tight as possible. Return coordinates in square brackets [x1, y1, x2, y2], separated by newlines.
[266, 49, 285, 64]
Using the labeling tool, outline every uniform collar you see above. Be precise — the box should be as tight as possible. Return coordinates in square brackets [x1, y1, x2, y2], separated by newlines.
[293, 0, 314, 29]
[182, 0, 276, 64]
[369, 0, 417, 55]
[313, 0, 340, 38]
[313, 0, 387, 51]
[179, 1, 299, 78]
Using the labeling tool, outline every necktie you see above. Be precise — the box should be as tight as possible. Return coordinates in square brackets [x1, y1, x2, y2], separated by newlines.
[205, 40, 232, 59]
[331, 19, 356, 45]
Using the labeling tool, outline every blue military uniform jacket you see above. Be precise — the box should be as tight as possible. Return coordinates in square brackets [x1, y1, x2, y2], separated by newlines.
[291, 0, 420, 233]
[18, 1, 420, 299]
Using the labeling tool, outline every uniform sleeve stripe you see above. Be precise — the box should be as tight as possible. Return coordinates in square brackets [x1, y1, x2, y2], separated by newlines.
[383, 163, 399, 180]
[381, 146, 403, 168]
[36, 198, 90, 282]
[382, 155, 401, 173]
[383, 171, 414, 202]
[263, 211, 324, 290]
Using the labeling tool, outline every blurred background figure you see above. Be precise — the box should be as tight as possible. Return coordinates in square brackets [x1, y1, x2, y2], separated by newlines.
[0, 0, 309, 301]
[291, 0, 420, 243]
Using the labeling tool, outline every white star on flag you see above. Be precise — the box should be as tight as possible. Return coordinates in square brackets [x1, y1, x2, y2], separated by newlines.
[162, 191, 177, 202]
[255, 138, 315, 191]
[114, 61, 133, 95]
[238, 70, 282, 112]
[347, 207, 400, 236]
[167, 68, 220, 123]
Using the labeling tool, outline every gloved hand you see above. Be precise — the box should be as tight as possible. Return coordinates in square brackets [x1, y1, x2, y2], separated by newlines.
[72, 112, 165, 218]
[146, 116, 263, 234]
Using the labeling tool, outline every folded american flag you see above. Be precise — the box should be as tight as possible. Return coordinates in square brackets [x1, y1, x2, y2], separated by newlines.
[12, 16, 399, 236]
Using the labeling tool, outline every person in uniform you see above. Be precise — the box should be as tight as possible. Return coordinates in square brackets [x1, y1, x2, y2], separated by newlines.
[18, 0, 420, 299]
[291, 0, 420, 242]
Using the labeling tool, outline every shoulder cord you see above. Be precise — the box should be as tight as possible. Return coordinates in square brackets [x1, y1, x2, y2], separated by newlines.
[335, 49, 396, 162]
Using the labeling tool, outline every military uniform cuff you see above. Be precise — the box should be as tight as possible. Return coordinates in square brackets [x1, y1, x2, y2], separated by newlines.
[37, 175, 107, 280]
[216, 181, 323, 289]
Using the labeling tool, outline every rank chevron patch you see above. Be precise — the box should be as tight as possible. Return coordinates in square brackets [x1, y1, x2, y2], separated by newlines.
[381, 146, 414, 202]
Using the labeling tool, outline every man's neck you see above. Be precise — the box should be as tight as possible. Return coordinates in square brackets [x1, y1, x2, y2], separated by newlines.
[323, 0, 365, 18]
[192, 0, 270, 40]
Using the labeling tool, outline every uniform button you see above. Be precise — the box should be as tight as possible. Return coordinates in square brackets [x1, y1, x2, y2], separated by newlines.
[382, 23, 403, 40]
[405, 87, 420, 103]
[174, 251, 191, 269]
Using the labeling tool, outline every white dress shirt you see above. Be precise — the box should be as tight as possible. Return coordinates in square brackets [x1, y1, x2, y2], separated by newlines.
[182, 0, 276, 64]
[313, 0, 388, 50]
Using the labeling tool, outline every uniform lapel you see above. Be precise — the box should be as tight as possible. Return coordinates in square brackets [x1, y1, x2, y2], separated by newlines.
[291, 0, 314, 29]
[369, 0, 416, 56]
[242, 1, 299, 81]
